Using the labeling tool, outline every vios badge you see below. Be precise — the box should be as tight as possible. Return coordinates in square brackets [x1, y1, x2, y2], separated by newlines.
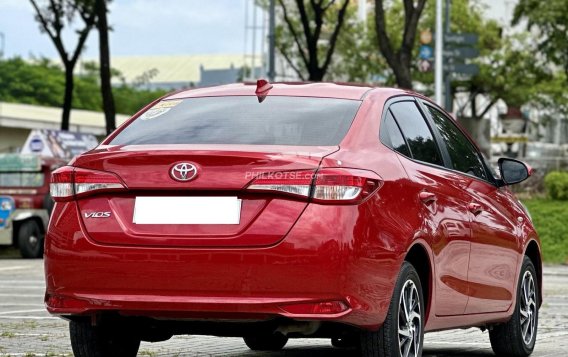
[170, 163, 198, 182]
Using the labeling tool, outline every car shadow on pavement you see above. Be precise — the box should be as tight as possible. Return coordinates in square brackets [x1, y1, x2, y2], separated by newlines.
[216, 346, 495, 356]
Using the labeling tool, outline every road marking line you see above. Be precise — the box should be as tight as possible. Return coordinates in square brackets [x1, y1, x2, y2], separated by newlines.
[0, 266, 27, 272]
[0, 303, 45, 306]
[0, 293, 44, 297]
[0, 309, 47, 315]
[13, 333, 49, 336]
[0, 316, 57, 320]
[0, 286, 45, 289]
[426, 341, 490, 346]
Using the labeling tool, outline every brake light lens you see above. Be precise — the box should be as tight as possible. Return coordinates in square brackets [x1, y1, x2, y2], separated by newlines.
[50, 166, 126, 201]
[247, 168, 381, 204]
[50, 166, 74, 199]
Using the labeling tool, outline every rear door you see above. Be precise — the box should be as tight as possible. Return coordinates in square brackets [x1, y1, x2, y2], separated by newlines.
[382, 98, 472, 316]
[423, 103, 519, 314]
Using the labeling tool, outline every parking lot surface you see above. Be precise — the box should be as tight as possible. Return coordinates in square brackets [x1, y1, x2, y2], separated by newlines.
[0, 258, 567, 356]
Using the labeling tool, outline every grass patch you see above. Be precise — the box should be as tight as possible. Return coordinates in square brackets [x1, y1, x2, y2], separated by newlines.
[522, 198, 568, 264]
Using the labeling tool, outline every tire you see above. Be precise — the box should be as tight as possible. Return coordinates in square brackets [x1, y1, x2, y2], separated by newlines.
[17, 220, 43, 259]
[43, 194, 55, 217]
[489, 256, 539, 357]
[243, 333, 288, 351]
[70, 320, 141, 357]
[360, 261, 424, 357]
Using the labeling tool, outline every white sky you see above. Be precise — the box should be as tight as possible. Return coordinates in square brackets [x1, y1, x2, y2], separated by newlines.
[0, 0, 517, 59]
[0, 0, 249, 58]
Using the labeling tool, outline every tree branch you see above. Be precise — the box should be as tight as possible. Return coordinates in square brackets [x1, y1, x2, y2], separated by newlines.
[401, 0, 426, 61]
[278, 46, 306, 81]
[70, 11, 96, 65]
[279, 0, 309, 68]
[322, 0, 349, 74]
[478, 98, 498, 119]
[374, 0, 396, 67]
[29, 0, 68, 65]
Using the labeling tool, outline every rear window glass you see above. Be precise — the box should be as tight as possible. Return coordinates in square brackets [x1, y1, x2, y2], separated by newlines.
[0, 172, 44, 187]
[110, 96, 361, 146]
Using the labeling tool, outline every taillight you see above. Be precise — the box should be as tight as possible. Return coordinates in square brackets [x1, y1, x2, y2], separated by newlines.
[50, 166, 126, 201]
[246, 168, 381, 204]
[247, 170, 314, 198]
[50, 166, 74, 199]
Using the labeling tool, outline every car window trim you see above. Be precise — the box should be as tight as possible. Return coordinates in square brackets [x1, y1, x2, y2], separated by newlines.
[380, 96, 448, 168]
[417, 99, 499, 186]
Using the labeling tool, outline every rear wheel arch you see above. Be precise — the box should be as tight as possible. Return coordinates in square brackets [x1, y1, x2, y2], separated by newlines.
[404, 243, 432, 321]
[523, 239, 542, 308]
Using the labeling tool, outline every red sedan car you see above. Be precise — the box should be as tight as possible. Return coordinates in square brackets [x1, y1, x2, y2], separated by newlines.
[45, 82, 541, 357]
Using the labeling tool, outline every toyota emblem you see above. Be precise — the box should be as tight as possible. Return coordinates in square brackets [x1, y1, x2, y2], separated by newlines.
[170, 163, 198, 182]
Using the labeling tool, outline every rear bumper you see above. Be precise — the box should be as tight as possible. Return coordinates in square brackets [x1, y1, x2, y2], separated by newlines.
[45, 200, 405, 329]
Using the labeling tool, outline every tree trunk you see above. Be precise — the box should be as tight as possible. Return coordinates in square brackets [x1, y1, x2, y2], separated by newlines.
[61, 64, 74, 131]
[96, 0, 116, 135]
[393, 62, 413, 89]
[308, 69, 324, 81]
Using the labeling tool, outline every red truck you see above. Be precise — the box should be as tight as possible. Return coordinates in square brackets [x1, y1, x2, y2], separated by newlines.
[0, 154, 65, 258]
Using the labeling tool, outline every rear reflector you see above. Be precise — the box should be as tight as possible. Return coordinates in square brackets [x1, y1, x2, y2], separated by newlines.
[247, 168, 381, 204]
[50, 166, 126, 201]
[281, 301, 349, 315]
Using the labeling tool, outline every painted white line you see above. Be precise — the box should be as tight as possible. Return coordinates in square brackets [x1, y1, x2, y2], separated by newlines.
[0, 303, 45, 307]
[0, 315, 57, 320]
[0, 266, 27, 272]
[13, 333, 49, 336]
[0, 309, 47, 315]
[0, 293, 44, 297]
[426, 341, 489, 346]
[0, 352, 68, 357]
[0, 280, 44, 283]
[0, 286, 45, 290]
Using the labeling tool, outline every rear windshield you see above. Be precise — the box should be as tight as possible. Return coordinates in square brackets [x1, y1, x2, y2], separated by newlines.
[110, 96, 361, 146]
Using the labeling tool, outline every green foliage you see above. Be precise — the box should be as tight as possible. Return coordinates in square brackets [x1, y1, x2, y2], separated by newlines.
[0, 57, 167, 115]
[544, 171, 568, 201]
[523, 198, 568, 264]
[0, 58, 64, 106]
[275, 0, 567, 116]
[327, 14, 389, 83]
[513, 0, 568, 78]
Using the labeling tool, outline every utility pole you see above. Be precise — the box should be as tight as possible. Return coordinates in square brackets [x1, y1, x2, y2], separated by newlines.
[0, 32, 5, 58]
[434, 0, 443, 105]
[268, 0, 276, 81]
[444, 0, 452, 112]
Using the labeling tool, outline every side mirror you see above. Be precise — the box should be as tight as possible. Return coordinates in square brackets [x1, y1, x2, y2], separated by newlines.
[497, 158, 532, 186]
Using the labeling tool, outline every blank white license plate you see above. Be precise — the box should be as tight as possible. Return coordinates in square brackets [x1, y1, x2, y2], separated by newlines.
[133, 197, 241, 225]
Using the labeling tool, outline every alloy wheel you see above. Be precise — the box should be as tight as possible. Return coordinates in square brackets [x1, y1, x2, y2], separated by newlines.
[520, 270, 537, 345]
[398, 280, 421, 357]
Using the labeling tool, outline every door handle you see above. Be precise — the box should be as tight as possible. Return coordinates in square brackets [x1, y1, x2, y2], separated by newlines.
[419, 191, 437, 205]
[468, 202, 483, 216]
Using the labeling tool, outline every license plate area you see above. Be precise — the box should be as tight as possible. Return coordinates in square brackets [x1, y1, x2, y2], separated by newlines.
[133, 196, 241, 225]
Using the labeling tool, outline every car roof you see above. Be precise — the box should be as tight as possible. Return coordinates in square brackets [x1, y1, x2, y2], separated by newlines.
[165, 82, 406, 101]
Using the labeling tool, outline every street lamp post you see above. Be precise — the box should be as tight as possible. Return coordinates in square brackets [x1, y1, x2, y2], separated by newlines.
[267, 0, 276, 81]
[434, 0, 443, 106]
[0, 32, 5, 58]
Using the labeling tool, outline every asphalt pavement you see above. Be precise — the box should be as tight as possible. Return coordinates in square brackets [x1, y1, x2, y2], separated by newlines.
[0, 257, 567, 356]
